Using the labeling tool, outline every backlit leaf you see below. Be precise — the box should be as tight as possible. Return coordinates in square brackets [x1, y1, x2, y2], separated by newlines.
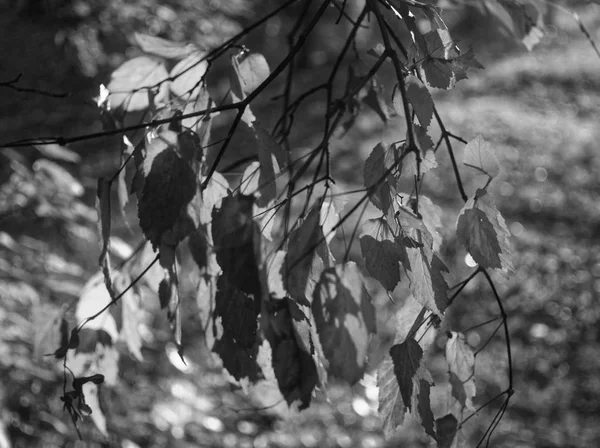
[108, 56, 169, 112]
[312, 262, 376, 384]
[404, 75, 433, 128]
[463, 135, 499, 179]
[232, 52, 270, 97]
[446, 331, 476, 410]
[364, 143, 398, 213]
[170, 52, 209, 99]
[378, 356, 405, 437]
[135, 33, 197, 60]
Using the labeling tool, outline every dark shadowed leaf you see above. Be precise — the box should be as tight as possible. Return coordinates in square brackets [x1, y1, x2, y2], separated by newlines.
[212, 195, 261, 297]
[135, 33, 197, 59]
[170, 52, 209, 99]
[390, 339, 423, 410]
[212, 276, 260, 382]
[312, 262, 376, 384]
[359, 218, 405, 291]
[364, 143, 398, 213]
[446, 331, 476, 410]
[404, 74, 433, 128]
[457, 208, 502, 269]
[263, 300, 318, 409]
[457, 189, 513, 273]
[436, 414, 458, 448]
[137, 131, 197, 249]
[108, 56, 169, 112]
[390, 339, 436, 439]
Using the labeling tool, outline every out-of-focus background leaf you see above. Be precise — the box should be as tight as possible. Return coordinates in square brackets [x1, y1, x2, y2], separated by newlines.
[1, 0, 600, 447]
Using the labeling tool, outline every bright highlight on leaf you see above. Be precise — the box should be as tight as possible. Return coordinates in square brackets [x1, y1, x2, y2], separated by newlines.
[446, 331, 476, 410]
[463, 135, 500, 179]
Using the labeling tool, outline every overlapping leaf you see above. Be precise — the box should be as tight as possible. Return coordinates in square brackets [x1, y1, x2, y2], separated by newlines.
[404, 74, 434, 128]
[312, 262, 376, 384]
[137, 130, 197, 249]
[170, 52, 209, 99]
[359, 218, 405, 291]
[212, 195, 261, 297]
[212, 276, 260, 382]
[446, 331, 476, 411]
[463, 135, 500, 179]
[456, 189, 514, 272]
[364, 143, 398, 213]
[397, 208, 449, 316]
[107, 56, 169, 112]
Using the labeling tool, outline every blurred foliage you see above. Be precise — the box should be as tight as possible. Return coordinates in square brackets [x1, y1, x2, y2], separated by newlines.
[1, 0, 600, 447]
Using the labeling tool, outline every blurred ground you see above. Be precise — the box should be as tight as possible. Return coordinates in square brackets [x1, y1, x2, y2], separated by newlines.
[1, 1, 600, 447]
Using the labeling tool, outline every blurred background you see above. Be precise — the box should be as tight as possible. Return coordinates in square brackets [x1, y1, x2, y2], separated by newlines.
[1, 0, 600, 447]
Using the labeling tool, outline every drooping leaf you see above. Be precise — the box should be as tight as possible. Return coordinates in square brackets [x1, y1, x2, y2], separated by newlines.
[265, 250, 287, 299]
[240, 161, 261, 196]
[456, 208, 502, 269]
[134, 33, 197, 60]
[390, 339, 423, 410]
[170, 52, 209, 99]
[137, 130, 197, 249]
[363, 143, 398, 213]
[107, 56, 169, 112]
[96, 178, 112, 265]
[32, 304, 66, 359]
[116, 273, 144, 361]
[212, 195, 261, 297]
[413, 124, 434, 152]
[436, 414, 458, 448]
[232, 52, 270, 97]
[263, 300, 318, 409]
[312, 262, 376, 384]
[359, 218, 405, 291]
[212, 276, 260, 382]
[495, 0, 546, 51]
[446, 331, 476, 410]
[283, 207, 323, 304]
[389, 339, 436, 439]
[398, 145, 437, 179]
[34, 143, 80, 163]
[418, 195, 444, 252]
[76, 273, 119, 341]
[378, 356, 406, 437]
[457, 189, 514, 272]
[199, 171, 229, 225]
[404, 74, 433, 128]
[463, 135, 500, 179]
[418, 30, 483, 90]
[397, 212, 449, 316]
[81, 382, 107, 436]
